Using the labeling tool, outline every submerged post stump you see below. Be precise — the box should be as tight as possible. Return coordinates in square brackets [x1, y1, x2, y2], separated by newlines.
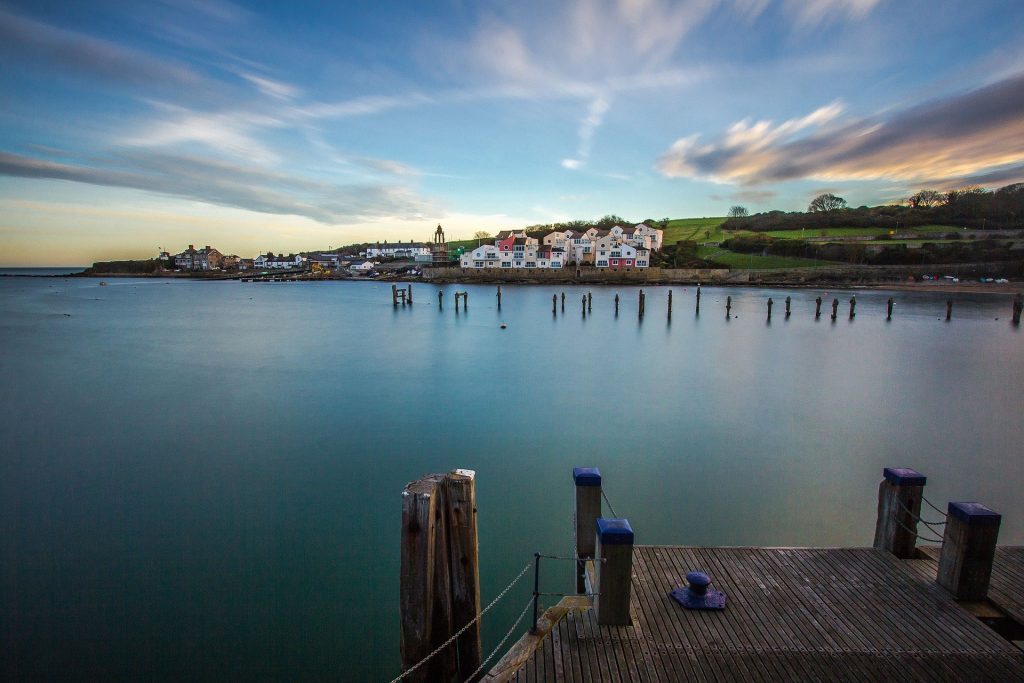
[582, 295, 587, 317]
[552, 294, 557, 315]
[408, 284, 413, 304]
[496, 285, 501, 309]
[561, 292, 565, 312]
[831, 298, 839, 321]
[726, 295, 732, 318]
[573, 468, 602, 593]
[815, 296, 822, 319]
[946, 299, 953, 321]
[849, 296, 856, 320]
[938, 502, 1001, 601]
[873, 468, 926, 559]
[785, 296, 791, 318]
[438, 290, 443, 309]
[392, 284, 399, 306]
[887, 297, 894, 320]
[614, 293, 620, 315]
[638, 290, 645, 319]
[1013, 293, 1023, 325]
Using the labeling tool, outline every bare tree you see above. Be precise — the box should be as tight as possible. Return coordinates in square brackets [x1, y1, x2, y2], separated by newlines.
[808, 193, 847, 213]
[908, 189, 943, 208]
[727, 205, 749, 217]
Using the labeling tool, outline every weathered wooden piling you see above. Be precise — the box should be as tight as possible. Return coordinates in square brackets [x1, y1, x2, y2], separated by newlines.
[454, 292, 468, 311]
[595, 518, 634, 626]
[815, 296, 822, 319]
[638, 290, 645, 319]
[937, 502, 1001, 601]
[614, 294, 619, 315]
[766, 297, 773, 321]
[552, 294, 557, 314]
[392, 284, 399, 306]
[873, 467, 926, 559]
[587, 292, 592, 312]
[785, 296, 791, 317]
[408, 284, 413, 304]
[695, 286, 701, 314]
[445, 470, 482, 679]
[573, 468, 602, 593]
[582, 295, 587, 316]
[946, 299, 953, 321]
[887, 297, 894, 320]
[1013, 293, 1023, 324]
[438, 290, 443, 308]
[726, 295, 732, 318]
[849, 296, 856, 320]
[831, 298, 839, 321]
[496, 285, 501, 308]
[667, 290, 672, 319]
[561, 292, 565, 312]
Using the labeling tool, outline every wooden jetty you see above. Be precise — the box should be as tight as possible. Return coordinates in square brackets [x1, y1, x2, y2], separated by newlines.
[467, 468, 1024, 682]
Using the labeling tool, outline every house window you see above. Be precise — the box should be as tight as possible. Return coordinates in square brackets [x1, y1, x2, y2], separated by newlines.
[597, 260, 608, 267]
[501, 262, 511, 268]
[474, 261, 484, 267]
[526, 262, 536, 268]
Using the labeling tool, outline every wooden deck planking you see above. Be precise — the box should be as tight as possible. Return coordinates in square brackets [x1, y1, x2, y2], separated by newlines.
[989, 547, 1024, 626]
[493, 546, 1024, 681]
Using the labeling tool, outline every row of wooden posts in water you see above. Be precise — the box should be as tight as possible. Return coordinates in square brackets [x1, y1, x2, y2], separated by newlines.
[394, 283, 1024, 324]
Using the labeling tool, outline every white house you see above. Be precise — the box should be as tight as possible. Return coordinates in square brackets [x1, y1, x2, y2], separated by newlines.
[254, 253, 304, 269]
[349, 260, 375, 272]
[366, 242, 431, 258]
[595, 242, 650, 268]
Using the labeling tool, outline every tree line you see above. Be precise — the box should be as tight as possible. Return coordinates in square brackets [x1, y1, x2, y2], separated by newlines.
[723, 184, 1024, 232]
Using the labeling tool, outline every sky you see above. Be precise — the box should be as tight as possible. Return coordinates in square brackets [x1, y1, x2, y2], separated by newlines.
[1, 0, 1024, 265]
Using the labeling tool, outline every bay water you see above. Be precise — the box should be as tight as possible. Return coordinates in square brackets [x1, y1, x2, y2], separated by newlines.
[2, 276, 1022, 680]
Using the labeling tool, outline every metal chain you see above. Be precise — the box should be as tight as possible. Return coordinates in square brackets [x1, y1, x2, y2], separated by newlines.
[601, 490, 618, 518]
[465, 595, 535, 682]
[537, 554, 606, 562]
[387, 560, 532, 683]
[894, 496, 946, 529]
[922, 495, 948, 518]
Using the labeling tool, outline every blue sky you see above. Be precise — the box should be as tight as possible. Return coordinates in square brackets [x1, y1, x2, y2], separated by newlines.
[2, 0, 1023, 265]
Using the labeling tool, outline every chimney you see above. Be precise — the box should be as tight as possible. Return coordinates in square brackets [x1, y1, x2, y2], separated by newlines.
[188, 244, 194, 250]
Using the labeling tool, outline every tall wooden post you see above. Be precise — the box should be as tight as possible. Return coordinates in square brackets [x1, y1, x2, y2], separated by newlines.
[392, 284, 399, 306]
[587, 292, 592, 312]
[767, 297, 773, 321]
[785, 296, 791, 318]
[849, 296, 856, 320]
[887, 297, 894, 320]
[445, 470, 481, 679]
[696, 286, 701, 315]
[1013, 293, 1022, 325]
[873, 467, 926, 559]
[831, 298, 839, 321]
[408, 284, 413, 304]
[438, 290, 443, 308]
[496, 286, 501, 309]
[946, 300, 953, 321]
[463, 292, 468, 311]
[573, 467, 602, 593]
[561, 292, 565, 312]
[726, 295, 732, 318]
[552, 294, 557, 314]
[815, 296, 822, 319]
[400, 470, 481, 682]
[582, 295, 587, 316]
[400, 474, 456, 681]
[614, 294, 619, 314]
[667, 290, 673, 319]
[937, 502, 1001, 601]
[595, 518, 634, 626]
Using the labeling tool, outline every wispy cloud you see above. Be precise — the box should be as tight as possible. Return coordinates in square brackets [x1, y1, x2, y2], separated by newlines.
[238, 72, 302, 101]
[656, 71, 1024, 186]
[0, 151, 434, 223]
[0, 8, 201, 90]
[782, 0, 882, 27]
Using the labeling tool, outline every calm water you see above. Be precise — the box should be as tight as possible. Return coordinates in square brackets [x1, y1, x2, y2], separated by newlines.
[2, 276, 1023, 681]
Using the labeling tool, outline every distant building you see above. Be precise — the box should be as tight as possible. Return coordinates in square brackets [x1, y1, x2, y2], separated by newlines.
[366, 241, 431, 258]
[306, 253, 341, 268]
[254, 252, 304, 269]
[221, 254, 241, 269]
[174, 245, 223, 270]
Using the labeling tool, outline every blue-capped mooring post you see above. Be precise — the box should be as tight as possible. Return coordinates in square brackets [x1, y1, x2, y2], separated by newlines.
[873, 467, 927, 559]
[573, 467, 602, 593]
[595, 518, 634, 626]
[938, 502, 1002, 600]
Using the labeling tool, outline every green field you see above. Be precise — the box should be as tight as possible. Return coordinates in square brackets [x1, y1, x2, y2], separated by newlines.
[763, 225, 958, 239]
[662, 217, 728, 243]
[696, 246, 835, 269]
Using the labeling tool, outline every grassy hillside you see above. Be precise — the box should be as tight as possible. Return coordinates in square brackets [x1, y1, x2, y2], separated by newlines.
[662, 217, 728, 243]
